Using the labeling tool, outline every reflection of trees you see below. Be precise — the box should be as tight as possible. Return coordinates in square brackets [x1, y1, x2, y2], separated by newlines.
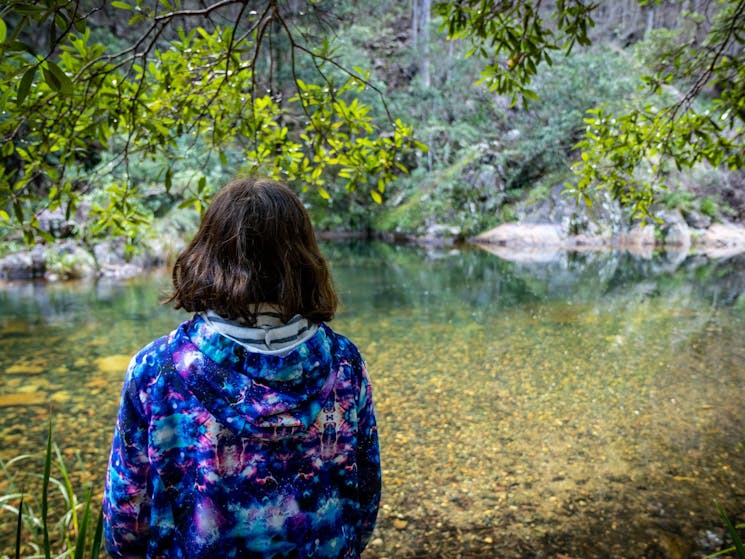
[1, 244, 742, 330]
[322, 242, 745, 318]
[0, 275, 175, 327]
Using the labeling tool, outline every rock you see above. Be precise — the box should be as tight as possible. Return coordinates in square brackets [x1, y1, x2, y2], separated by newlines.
[0, 392, 48, 407]
[694, 528, 724, 553]
[392, 518, 409, 530]
[0, 250, 44, 280]
[94, 237, 176, 278]
[425, 224, 461, 239]
[516, 183, 623, 240]
[6, 363, 45, 374]
[649, 528, 691, 559]
[45, 242, 96, 280]
[36, 208, 75, 238]
[94, 355, 132, 374]
[619, 223, 656, 258]
[657, 210, 691, 250]
[694, 223, 745, 258]
[474, 223, 564, 247]
[49, 390, 72, 403]
[684, 210, 712, 229]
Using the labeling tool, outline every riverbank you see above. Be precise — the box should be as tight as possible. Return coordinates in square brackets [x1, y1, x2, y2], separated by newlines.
[470, 222, 745, 262]
[2, 218, 745, 283]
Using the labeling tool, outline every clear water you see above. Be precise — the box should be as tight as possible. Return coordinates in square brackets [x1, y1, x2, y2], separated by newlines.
[1, 242, 744, 558]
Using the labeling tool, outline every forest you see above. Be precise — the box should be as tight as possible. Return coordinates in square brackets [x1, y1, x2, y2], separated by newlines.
[0, 0, 743, 279]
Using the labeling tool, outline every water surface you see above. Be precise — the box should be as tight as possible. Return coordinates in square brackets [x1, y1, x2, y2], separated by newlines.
[1, 243, 744, 558]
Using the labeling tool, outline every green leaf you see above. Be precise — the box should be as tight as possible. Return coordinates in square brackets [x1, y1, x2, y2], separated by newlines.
[17, 66, 36, 105]
[111, 1, 132, 9]
[42, 61, 73, 95]
[43, 66, 60, 91]
[0, 18, 7, 44]
[73, 15, 86, 33]
[1, 140, 14, 156]
[370, 190, 382, 204]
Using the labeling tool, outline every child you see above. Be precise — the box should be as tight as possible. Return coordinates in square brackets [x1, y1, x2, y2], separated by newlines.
[103, 178, 381, 559]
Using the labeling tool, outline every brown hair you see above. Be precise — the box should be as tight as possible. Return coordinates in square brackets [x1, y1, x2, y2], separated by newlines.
[167, 177, 338, 324]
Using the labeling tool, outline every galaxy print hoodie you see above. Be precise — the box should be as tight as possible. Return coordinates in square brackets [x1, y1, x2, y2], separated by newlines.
[103, 313, 381, 559]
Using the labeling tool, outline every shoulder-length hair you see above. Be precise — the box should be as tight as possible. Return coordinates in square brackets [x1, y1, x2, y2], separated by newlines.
[167, 177, 338, 324]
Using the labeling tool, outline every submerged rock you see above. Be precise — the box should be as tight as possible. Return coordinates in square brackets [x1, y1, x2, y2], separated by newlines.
[0, 392, 48, 407]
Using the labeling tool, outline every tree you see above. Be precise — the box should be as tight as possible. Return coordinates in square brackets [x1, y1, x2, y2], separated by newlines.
[0, 0, 422, 243]
[434, 0, 744, 219]
[1, 1, 742, 246]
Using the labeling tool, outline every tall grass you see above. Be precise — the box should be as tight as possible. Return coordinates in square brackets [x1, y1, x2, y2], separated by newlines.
[703, 503, 745, 559]
[0, 419, 102, 559]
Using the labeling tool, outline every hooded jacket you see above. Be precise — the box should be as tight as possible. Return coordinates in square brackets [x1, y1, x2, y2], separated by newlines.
[103, 314, 381, 559]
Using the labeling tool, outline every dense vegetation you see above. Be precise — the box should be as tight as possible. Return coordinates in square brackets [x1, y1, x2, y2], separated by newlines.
[0, 0, 743, 257]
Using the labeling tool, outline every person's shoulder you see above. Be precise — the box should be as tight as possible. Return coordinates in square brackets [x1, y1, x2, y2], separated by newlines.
[320, 323, 365, 366]
[127, 320, 191, 379]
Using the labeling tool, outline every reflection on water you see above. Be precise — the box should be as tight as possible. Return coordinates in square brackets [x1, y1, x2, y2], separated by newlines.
[1, 243, 744, 558]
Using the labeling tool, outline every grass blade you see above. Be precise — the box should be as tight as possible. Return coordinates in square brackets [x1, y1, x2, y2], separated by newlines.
[717, 502, 745, 559]
[73, 488, 92, 559]
[42, 417, 52, 559]
[15, 494, 23, 559]
[54, 443, 79, 530]
[90, 506, 104, 559]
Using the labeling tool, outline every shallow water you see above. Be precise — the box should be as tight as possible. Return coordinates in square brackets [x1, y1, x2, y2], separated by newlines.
[1, 243, 744, 558]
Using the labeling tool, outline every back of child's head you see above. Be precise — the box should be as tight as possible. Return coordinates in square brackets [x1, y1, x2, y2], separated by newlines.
[168, 177, 338, 324]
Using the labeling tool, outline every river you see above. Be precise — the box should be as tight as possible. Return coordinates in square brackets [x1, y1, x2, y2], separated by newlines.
[1, 242, 744, 558]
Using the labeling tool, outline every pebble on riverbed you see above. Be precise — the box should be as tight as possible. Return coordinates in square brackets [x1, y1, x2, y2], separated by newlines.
[0, 392, 48, 407]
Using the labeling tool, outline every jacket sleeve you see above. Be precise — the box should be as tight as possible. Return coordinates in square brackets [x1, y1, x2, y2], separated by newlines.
[102, 360, 152, 559]
[356, 360, 381, 551]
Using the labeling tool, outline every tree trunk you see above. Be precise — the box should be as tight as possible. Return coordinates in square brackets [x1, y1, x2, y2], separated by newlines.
[412, 0, 431, 88]
[645, 6, 655, 36]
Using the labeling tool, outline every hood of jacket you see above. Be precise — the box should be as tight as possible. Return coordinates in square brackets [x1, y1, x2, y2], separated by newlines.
[171, 315, 337, 441]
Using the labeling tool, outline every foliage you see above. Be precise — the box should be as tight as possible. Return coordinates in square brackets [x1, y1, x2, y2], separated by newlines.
[434, 0, 596, 106]
[0, 419, 103, 559]
[375, 148, 506, 238]
[435, 0, 744, 219]
[501, 47, 639, 191]
[0, 0, 743, 243]
[377, 45, 641, 237]
[571, 0, 744, 218]
[0, 0, 423, 244]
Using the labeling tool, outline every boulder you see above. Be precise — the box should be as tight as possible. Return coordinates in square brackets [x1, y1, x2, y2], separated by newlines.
[657, 210, 691, 250]
[425, 224, 461, 240]
[0, 245, 45, 280]
[474, 223, 563, 246]
[36, 208, 75, 238]
[45, 242, 96, 280]
[694, 223, 745, 258]
[515, 183, 624, 241]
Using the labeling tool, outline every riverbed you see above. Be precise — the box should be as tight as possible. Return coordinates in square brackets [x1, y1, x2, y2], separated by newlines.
[1, 243, 744, 558]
